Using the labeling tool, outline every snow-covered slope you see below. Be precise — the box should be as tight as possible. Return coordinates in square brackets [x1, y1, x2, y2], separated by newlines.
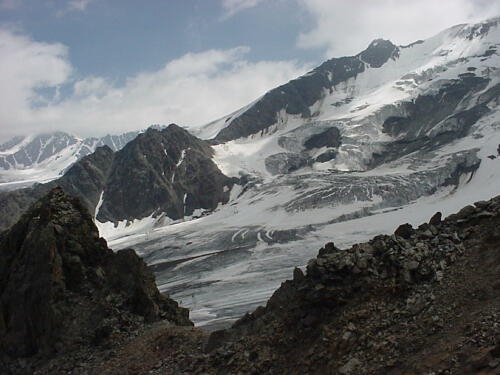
[0, 128, 160, 190]
[95, 18, 500, 327]
[205, 18, 500, 178]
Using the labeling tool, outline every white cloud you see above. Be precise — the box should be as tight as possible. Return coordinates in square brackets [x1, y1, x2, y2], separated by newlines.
[0, 28, 72, 140]
[221, 0, 263, 18]
[297, 0, 500, 58]
[56, 0, 94, 16]
[0, 29, 308, 141]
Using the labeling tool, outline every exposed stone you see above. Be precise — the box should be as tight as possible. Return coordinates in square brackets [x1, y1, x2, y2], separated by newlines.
[315, 149, 338, 163]
[303, 127, 341, 150]
[98, 124, 235, 222]
[429, 211, 442, 226]
[293, 267, 305, 282]
[265, 152, 310, 175]
[0, 188, 191, 364]
[394, 223, 415, 239]
[339, 357, 361, 374]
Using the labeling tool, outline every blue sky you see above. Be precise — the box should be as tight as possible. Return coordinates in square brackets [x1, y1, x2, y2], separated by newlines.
[0, 0, 499, 141]
[0, 1, 316, 80]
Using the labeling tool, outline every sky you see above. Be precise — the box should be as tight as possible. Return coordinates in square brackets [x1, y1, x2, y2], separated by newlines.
[0, 0, 500, 142]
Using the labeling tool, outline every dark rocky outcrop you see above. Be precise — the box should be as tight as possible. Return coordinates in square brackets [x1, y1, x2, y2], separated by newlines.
[0, 188, 191, 369]
[57, 145, 115, 212]
[97, 124, 235, 222]
[370, 75, 494, 168]
[303, 127, 341, 150]
[3, 191, 499, 374]
[264, 153, 310, 175]
[315, 149, 337, 163]
[382, 75, 489, 140]
[359, 39, 399, 68]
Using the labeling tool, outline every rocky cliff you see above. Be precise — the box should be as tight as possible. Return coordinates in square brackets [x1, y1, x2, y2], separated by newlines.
[97, 124, 235, 222]
[0, 124, 235, 231]
[0, 188, 191, 374]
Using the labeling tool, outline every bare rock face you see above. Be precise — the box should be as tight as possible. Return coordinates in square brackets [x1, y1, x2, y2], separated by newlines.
[213, 40, 396, 143]
[303, 127, 341, 150]
[97, 124, 235, 222]
[0, 188, 191, 362]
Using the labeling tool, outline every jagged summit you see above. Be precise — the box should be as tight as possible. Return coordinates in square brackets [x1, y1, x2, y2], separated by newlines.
[96, 124, 234, 222]
[358, 38, 399, 67]
[0, 187, 191, 365]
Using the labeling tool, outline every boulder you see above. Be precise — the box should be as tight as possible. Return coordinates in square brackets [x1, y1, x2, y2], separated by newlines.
[394, 223, 415, 239]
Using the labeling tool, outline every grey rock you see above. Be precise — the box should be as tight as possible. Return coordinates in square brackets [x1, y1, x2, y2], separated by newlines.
[429, 212, 442, 226]
[265, 153, 310, 175]
[395, 223, 414, 239]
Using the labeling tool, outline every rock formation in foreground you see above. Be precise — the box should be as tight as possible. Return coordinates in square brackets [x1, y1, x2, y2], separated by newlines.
[201, 197, 500, 375]
[1, 189, 499, 374]
[0, 187, 192, 374]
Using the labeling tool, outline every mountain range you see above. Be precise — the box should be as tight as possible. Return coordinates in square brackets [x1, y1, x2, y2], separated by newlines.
[0, 124, 234, 231]
[0, 126, 168, 190]
[1, 17, 500, 330]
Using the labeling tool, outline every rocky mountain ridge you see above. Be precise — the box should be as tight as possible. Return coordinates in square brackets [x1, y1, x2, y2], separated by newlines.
[97, 124, 235, 223]
[1, 18, 500, 331]
[210, 39, 399, 143]
[0, 187, 191, 374]
[0, 124, 235, 231]
[51, 17, 499, 331]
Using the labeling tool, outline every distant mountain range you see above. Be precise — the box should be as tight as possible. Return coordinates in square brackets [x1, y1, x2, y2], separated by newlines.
[0, 125, 166, 190]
